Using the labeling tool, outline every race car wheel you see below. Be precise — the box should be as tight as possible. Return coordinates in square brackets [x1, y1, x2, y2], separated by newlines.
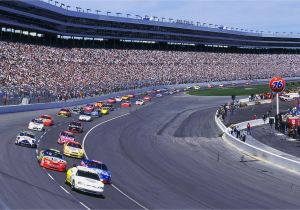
[71, 180, 75, 191]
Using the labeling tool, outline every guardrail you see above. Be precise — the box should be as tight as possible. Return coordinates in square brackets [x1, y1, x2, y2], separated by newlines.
[215, 113, 300, 173]
[0, 86, 165, 114]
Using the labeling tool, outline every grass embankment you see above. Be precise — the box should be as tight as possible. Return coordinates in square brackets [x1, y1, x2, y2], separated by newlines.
[188, 82, 300, 96]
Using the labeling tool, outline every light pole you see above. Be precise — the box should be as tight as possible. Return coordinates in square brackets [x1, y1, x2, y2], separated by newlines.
[66, 5, 70, 10]
[87, 9, 91, 13]
[107, 11, 111, 16]
[54, 1, 58, 6]
[60, 3, 64, 8]
[169, 18, 173, 22]
[76, 7, 81, 12]
[126, 14, 131, 18]
[161, 17, 165, 22]
[116, 12, 122, 17]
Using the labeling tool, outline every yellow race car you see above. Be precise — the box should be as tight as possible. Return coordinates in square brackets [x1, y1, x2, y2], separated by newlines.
[121, 95, 129, 101]
[63, 141, 85, 159]
[101, 107, 109, 115]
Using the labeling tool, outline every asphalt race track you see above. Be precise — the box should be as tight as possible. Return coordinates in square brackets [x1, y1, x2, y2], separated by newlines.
[2, 93, 300, 209]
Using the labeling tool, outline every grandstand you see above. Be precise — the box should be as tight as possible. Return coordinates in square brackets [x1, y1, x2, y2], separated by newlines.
[1, 0, 300, 51]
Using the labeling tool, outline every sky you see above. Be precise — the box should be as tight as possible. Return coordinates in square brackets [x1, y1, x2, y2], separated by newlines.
[55, 0, 300, 33]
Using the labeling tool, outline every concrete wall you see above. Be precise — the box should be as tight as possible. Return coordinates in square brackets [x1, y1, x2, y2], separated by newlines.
[215, 113, 300, 173]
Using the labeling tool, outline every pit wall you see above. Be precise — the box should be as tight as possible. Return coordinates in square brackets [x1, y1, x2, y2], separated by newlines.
[215, 114, 300, 173]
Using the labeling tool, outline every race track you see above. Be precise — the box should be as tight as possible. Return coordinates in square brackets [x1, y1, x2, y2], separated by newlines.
[1, 93, 300, 209]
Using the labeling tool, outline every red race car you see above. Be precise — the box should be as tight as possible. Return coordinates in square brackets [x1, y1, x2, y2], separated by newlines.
[37, 149, 67, 172]
[84, 104, 94, 113]
[121, 101, 131, 108]
[107, 98, 116, 104]
[144, 96, 151, 101]
[40, 114, 54, 126]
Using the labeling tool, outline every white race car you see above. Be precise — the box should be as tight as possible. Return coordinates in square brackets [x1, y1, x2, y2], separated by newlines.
[66, 166, 104, 195]
[15, 131, 37, 148]
[79, 114, 92, 122]
[156, 93, 163, 97]
[135, 99, 145, 106]
[115, 96, 122, 102]
[28, 118, 44, 131]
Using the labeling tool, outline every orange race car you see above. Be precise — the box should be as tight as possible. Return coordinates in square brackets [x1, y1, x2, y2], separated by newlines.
[40, 114, 54, 126]
[95, 101, 104, 108]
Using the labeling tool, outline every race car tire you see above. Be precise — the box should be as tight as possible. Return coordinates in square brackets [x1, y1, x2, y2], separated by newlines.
[71, 180, 75, 191]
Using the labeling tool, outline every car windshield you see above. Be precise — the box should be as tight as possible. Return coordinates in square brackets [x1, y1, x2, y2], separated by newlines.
[41, 115, 51, 119]
[62, 132, 74, 138]
[70, 122, 81, 126]
[44, 150, 63, 159]
[20, 132, 35, 138]
[77, 170, 100, 181]
[87, 161, 108, 171]
[61, 109, 69, 112]
[68, 142, 82, 149]
[35, 119, 43, 124]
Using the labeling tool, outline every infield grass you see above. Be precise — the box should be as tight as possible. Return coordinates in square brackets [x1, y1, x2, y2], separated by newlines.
[187, 82, 300, 96]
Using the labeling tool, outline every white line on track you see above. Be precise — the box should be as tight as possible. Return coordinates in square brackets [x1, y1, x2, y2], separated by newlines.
[47, 173, 54, 180]
[60, 186, 70, 194]
[82, 112, 148, 210]
[79, 202, 91, 210]
[111, 184, 148, 210]
[82, 113, 130, 153]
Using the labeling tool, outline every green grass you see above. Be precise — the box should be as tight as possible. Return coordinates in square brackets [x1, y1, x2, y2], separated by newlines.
[187, 82, 300, 96]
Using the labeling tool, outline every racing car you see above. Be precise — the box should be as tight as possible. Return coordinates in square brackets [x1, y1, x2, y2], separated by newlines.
[68, 121, 83, 133]
[95, 101, 104, 108]
[58, 108, 71, 117]
[65, 166, 104, 195]
[121, 95, 130, 101]
[71, 106, 83, 114]
[57, 131, 75, 144]
[79, 114, 93, 122]
[63, 141, 85, 159]
[128, 94, 135, 99]
[40, 115, 54, 126]
[121, 101, 131, 108]
[90, 109, 101, 117]
[28, 118, 45, 131]
[15, 131, 37, 148]
[107, 98, 116, 104]
[37, 149, 67, 172]
[81, 159, 111, 184]
[102, 103, 114, 111]
[156, 93, 163, 97]
[83, 104, 94, 113]
[143, 96, 151, 101]
[115, 96, 122, 102]
[101, 107, 110, 115]
[135, 99, 145, 106]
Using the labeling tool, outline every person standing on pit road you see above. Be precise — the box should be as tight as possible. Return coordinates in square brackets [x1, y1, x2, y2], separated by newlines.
[247, 122, 251, 135]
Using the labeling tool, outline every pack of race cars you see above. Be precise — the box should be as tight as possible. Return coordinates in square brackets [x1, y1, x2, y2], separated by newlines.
[14, 88, 179, 197]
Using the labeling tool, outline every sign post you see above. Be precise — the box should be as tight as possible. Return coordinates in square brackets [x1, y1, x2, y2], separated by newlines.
[269, 76, 286, 115]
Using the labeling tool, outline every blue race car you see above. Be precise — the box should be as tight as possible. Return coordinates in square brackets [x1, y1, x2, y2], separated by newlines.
[80, 159, 111, 184]
[83, 110, 101, 118]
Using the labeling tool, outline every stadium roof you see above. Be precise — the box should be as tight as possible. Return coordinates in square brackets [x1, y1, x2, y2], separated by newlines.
[1, 0, 300, 48]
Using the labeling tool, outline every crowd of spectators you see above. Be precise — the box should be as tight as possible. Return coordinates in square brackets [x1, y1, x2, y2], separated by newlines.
[1, 40, 300, 104]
